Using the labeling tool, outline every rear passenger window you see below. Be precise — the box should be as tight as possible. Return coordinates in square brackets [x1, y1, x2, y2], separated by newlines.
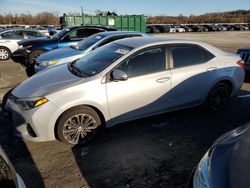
[170, 45, 214, 68]
[25, 31, 44, 38]
[117, 47, 166, 78]
[1, 31, 23, 39]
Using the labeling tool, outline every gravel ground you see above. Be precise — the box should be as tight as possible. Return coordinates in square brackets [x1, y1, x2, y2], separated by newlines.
[0, 31, 250, 188]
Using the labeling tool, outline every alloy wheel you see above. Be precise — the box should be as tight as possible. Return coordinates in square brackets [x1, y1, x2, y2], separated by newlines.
[62, 114, 98, 145]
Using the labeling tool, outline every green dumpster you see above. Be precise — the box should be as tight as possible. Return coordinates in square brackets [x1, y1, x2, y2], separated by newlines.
[60, 15, 146, 32]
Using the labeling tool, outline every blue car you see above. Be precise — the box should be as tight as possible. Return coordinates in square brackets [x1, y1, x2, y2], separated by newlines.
[17, 25, 116, 65]
[190, 124, 250, 188]
[35, 31, 147, 72]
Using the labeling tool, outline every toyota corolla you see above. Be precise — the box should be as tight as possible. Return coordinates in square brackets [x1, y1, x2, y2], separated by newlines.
[4, 37, 245, 145]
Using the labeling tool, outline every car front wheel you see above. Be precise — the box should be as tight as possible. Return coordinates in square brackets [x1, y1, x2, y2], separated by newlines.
[206, 83, 232, 111]
[56, 106, 102, 145]
[0, 47, 11, 61]
[28, 50, 44, 65]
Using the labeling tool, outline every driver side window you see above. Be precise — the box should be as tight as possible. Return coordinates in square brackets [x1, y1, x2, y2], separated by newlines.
[64, 29, 86, 41]
[117, 47, 166, 78]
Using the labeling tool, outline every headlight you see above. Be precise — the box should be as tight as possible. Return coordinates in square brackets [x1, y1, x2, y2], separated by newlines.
[38, 60, 57, 67]
[193, 151, 211, 188]
[25, 45, 32, 49]
[16, 97, 48, 110]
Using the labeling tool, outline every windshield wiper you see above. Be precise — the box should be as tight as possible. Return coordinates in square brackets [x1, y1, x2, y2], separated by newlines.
[70, 45, 78, 49]
[68, 61, 86, 77]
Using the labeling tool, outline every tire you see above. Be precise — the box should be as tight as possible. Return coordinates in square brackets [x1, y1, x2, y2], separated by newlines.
[205, 83, 232, 112]
[56, 106, 102, 145]
[0, 47, 11, 61]
[28, 50, 44, 65]
[1, 87, 14, 116]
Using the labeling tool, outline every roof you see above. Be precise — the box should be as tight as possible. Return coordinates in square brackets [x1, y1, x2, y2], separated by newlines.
[114, 36, 192, 48]
[96, 31, 145, 37]
[114, 36, 226, 56]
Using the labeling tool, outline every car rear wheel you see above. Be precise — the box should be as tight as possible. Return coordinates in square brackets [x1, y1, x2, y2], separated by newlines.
[28, 50, 44, 65]
[56, 106, 101, 145]
[0, 47, 11, 61]
[206, 83, 232, 111]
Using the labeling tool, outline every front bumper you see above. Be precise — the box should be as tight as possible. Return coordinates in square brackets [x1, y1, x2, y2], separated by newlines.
[4, 98, 58, 142]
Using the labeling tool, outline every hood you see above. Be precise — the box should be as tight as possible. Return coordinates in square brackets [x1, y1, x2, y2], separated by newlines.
[18, 36, 55, 46]
[37, 46, 83, 61]
[12, 63, 81, 98]
[209, 124, 250, 188]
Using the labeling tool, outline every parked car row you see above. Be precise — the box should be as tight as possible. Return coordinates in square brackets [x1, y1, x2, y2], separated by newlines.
[17, 25, 117, 65]
[35, 31, 146, 72]
[147, 23, 250, 33]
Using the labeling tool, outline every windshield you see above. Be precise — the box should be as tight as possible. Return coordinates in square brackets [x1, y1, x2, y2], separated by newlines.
[69, 43, 133, 77]
[52, 28, 69, 39]
[76, 34, 105, 51]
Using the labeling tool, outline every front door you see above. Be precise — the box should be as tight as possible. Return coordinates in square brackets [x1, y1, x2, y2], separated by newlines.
[106, 46, 172, 123]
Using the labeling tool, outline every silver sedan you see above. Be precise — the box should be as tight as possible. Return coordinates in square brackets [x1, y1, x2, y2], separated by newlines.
[4, 37, 245, 145]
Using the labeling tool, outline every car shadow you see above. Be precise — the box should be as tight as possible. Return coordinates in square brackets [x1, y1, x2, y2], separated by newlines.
[11, 56, 35, 77]
[0, 90, 44, 188]
[71, 88, 250, 187]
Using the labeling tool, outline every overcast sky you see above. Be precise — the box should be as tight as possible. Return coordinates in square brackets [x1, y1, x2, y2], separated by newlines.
[0, 0, 249, 16]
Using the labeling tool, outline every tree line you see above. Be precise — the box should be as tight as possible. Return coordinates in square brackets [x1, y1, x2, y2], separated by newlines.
[0, 12, 60, 25]
[147, 10, 250, 24]
[0, 10, 249, 25]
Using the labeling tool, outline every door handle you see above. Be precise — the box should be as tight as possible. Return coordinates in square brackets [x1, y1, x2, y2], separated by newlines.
[156, 77, 171, 83]
[207, 67, 217, 71]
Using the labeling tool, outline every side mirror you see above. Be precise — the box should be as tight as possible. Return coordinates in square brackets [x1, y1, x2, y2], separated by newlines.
[111, 69, 128, 81]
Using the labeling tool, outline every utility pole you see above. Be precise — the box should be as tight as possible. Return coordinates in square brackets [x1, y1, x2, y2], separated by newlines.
[81, 6, 84, 16]
[81, 5, 84, 25]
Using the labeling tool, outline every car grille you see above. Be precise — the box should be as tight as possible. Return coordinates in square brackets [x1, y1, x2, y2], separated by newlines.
[8, 93, 19, 103]
[240, 52, 250, 64]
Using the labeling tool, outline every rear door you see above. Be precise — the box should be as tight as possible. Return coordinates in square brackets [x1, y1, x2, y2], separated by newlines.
[169, 44, 215, 110]
[106, 46, 172, 123]
[0, 30, 24, 52]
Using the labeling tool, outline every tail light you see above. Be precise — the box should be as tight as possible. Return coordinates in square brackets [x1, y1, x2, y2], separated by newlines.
[236, 59, 244, 68]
